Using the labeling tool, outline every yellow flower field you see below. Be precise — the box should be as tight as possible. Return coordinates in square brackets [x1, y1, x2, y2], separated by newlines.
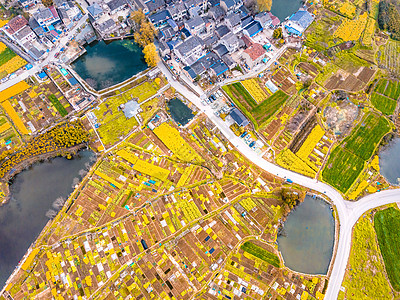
[339, 2, 356, 18]
[334, 12, 368, 41]
[153, 122, 203, 162]
[1, 100, 29, 135]
[0, 56, 26, 76]
[242, 79, 268, 103]
[276, 149, 316, 177]
[362, 17, 375, 46]
[0, 81, 29, 102]
[348, 180, 368, 200]
[0, 121, 10, 133]
[0, 42, 7, 53]
[296, 124, 325, 160]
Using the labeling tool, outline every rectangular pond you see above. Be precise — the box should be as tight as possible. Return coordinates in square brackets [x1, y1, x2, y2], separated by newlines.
[167, 98, 194, 126]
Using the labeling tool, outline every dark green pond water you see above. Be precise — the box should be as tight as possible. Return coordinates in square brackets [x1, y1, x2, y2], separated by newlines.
[0, 150, 96, 288]
[277, 195, 335, 275]
[271, 0, 303, 21]
[71, 39, 147, 90]
[167, 98, 194, 126]
[379, 137, 400, 185]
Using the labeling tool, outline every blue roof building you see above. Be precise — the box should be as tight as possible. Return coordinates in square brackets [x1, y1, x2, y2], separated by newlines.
[230, 108, 249, 127]
[285, 10, 313, 36]
[243, 21, 263, 37]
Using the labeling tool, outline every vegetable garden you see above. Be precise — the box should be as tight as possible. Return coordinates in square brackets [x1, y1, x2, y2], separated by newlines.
[0, 43, 26, 79]
[222, 83, 289, 130]
[241, 241, 280, 268]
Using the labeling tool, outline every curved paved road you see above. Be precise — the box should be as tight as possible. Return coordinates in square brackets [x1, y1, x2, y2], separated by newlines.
[158, 62, 400, 300]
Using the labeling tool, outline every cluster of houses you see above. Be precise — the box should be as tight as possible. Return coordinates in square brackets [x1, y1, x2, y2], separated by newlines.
[138, 0, 314, 81]
[2, 0, 314, 80]
[86, 0, 134, 39]
[2, 0, 83, 60]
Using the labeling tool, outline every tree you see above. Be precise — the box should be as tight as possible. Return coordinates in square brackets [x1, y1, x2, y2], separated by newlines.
[143, 43, 159, 67]
[257, 0, 272, 12]
[131, 9, 146, 26]
[273, 27, 282, 39]
[134, 21, 157, 47]
[42, 0, 53, 6]
[280, 188, 299, 209]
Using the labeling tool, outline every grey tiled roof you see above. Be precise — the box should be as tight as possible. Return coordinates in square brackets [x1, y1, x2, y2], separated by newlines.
[175, 35, 202, 57]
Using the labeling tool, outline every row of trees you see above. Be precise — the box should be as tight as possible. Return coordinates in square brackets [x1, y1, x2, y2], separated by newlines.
[0, 121, 89, 178]
[378, 0, 400, 40]
[131, 10, 160, 67]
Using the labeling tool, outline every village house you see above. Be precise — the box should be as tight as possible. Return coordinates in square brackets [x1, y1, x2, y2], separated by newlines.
[220, 0, 242, 15]
[241, 42, 266, 68]
[175, 35, 204, 65]
[167, 2, 187, 21]
[87, 3, 104, 20]
[33, 6, 61, 31]
[284, 10, 313, 36]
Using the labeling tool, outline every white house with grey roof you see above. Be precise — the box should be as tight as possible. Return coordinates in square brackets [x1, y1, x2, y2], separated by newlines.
[167, 2, 187, 21]
[184, 16, 205, 36]
[175, 35, 204, 65]
[87, 3, 103, 20]
[220, 32, 239, 53]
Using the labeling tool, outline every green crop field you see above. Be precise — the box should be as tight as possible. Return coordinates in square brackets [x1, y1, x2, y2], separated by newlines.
[0, 48, 16, 66]
[375, 79, 387, 94]
[48, 94, 68, 117]
[340, 212, 394, 299]
[222, 84, 288, 130]
[374, 79, 400, 100]
[323, 112, 390, 192]
[384, 80, 400, 99]
[322, 146, 365, 193]
[241, 241, 280, 268]
[374, 207, 400, 291]
[370, 92, 397, 115]
[344, 114, 391, 160]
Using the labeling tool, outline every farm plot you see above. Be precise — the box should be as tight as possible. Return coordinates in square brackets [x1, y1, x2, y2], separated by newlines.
[374, 79, 400, 100]
[322, 113, 391, 192]
[333, 12, 368, 42]
[222, 84, 289, 130]
[242, 78, 269, 103]
[370, 93, 396, 115]
[374, 207, 400, 291]
[240, 241, 280, 268]
[379, 40, 400, 75]
[0, 43, 26, 79]
[344, 114, 391, 160]
[305, 9, 341, 52]
[93, 79, 161, 146]
[322, 146, 365, 193]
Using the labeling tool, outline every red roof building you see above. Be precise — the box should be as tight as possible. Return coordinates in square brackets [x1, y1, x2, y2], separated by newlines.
[5, 15, 28, 35]
[242, 42, 266, 68]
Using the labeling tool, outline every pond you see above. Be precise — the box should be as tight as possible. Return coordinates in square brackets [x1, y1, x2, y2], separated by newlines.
[271, 0, 303, 21]
[0, 150, 96, 288]
[277, 195, 335, 275]
[379, 137, 400, 185]
[71, 39, 147, 91]
[167, 98, 194, 126]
